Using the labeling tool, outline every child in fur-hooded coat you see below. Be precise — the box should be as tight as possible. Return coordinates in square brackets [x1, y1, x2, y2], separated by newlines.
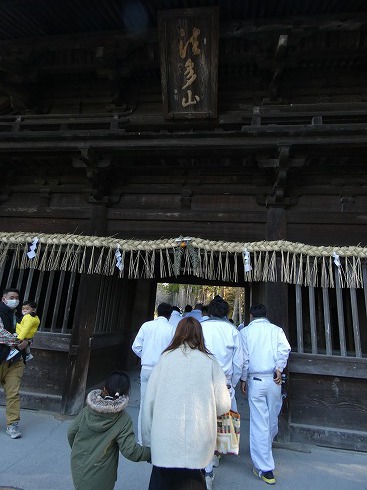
[67, 371, 150, 490]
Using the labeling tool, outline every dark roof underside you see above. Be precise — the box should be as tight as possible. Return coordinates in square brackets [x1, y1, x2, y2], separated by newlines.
[0, 0, 366, 41]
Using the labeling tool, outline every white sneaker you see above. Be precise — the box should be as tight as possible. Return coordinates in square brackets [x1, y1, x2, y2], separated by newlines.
[212, 454, 222, 467]
[205, 471, 214, 490]
[6, 422, 22, 439]
[25, 353, 34, 362]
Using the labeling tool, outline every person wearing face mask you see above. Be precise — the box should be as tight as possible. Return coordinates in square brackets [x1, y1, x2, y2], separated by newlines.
[0, 288, 28, 439]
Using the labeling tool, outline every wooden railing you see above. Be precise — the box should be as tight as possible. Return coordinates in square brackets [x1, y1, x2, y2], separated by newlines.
[290, 264, 367, 358]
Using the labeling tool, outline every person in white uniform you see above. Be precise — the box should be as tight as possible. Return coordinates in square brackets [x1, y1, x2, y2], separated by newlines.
[132, 302, 175, 444]
[240, 304, 291, 485]
[185, 303, 204, 322]
[169, 306, 182, 328]
[201, 296, 243, 489]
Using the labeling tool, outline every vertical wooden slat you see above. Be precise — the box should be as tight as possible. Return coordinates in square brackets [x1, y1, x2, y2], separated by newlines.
[350, 287, 362, 358]
[105, 277, 116, 333]
[51, 271, 66, 331]
[6, 252, 18, 287]
[35, 271, 45, 304]
[94, 276, 103, 334]
[334, 270, 347, 357]
[95, 276, 108, 334]
[295, 284, 303, 353]
[113, 279, 122, 333]
[104, 277, 115, 333]
[16, 268, 25, 291]
[24, 268, 35, 300]
[308, 285, 318, 354]
[322, 287, 332, 355]
[363, 264, 367, 328]
[40, 271, 55, 331]
[62, 272, 76, 333]
[0, 266, 6, 287]
[108, 278, 118, 334]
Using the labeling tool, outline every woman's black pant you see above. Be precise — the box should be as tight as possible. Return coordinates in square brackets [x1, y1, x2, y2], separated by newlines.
[148, 466, 206, 490]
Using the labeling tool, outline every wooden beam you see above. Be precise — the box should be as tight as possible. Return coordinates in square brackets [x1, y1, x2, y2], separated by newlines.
[289, 353, 367, 379]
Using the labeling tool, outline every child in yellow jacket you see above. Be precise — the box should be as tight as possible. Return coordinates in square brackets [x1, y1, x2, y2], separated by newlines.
[7, 300, 40, 363]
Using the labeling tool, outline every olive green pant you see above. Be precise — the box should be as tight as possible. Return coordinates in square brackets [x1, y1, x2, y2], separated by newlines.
[0, 359, 24, 426]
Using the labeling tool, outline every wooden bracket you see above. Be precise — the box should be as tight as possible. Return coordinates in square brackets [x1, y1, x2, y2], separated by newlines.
[73, 148, 112, 201]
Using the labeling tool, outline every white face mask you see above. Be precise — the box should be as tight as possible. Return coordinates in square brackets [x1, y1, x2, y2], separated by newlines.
[5, 299, 19, 309]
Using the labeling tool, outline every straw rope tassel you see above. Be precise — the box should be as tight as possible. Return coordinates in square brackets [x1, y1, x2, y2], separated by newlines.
[304, 255, 310, 286]
[52, 244, 63, 271]
[166, 248, 173, 277]
[209, 251, 215, 280]
[233, 253, 238, 283]
[321, 257, 328, 288]
[79, 246, 87, 274]
[13, 244, 22, 269]
[0, 232, 364, 288]
[159, 249, 165, 278]
[224, 252, 230, 282]
[355, 257, 363, 288]
[119, 250, 126, 278]
[0, 243, 9, 268]
[94, 247, 105, 275]
[262, 252, 269, 282]
[197, 249, 203, 278]
[269, 251, 277, 282]
[69, 245, 79, 272]
[218, 252, 223, 281]
[252, 251, 260, 281]
[102, 247, 114, 276]
[328, 256, 335, 289]
[45, 243, 56, 271]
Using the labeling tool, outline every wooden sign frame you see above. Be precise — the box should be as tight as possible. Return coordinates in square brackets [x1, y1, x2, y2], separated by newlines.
[158, 7, 219, 120]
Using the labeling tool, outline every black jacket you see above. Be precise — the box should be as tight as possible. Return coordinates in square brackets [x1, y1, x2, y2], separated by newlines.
[0, 301, 17, 334]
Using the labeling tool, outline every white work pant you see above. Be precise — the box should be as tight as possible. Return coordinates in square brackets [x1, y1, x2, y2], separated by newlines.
[248, 374, 282, 472]
[137, 367, 152, 445]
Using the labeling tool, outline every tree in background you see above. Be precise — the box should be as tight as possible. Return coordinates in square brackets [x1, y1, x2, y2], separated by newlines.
[156, 283, 245, 325]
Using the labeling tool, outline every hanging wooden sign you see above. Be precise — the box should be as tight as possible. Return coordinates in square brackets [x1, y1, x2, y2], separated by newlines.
[158, 7, 219, 120]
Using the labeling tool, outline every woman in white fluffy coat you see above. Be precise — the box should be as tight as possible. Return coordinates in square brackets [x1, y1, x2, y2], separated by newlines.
[142, 316, 231, 490]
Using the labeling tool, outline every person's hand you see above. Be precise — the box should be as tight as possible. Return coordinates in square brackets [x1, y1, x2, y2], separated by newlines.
[273, 369, 282, 385]
[17, 340, 28, 350]
[240, 380, 247, 396]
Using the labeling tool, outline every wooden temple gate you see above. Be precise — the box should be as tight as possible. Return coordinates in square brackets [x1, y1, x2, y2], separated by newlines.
[0, 0, 366, 451]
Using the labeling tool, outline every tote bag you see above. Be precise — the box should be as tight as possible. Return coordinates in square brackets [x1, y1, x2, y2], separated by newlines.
[215, 410, 240, 455]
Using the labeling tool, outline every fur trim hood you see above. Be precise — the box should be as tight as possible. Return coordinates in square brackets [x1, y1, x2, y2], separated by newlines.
[87, 389, 129, 414]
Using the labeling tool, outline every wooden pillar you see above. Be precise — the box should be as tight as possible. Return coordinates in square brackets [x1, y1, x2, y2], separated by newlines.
[266, 205, 290, 442]
[122, 279, 157, 371]
[265, 206, 289, 334]
[61, 203, 107, 415]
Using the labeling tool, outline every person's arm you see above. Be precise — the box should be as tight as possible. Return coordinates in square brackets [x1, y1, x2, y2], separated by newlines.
[230, 330, 244, 388]
[276, 328, 291, 373]
[67, 411, 82, 448]
[116, 414, 151, 462]
[131, 325, 145, 358]
[0, 317, 19, 346]
[213, 361, 231, 416]
[240, 330, 249, 396]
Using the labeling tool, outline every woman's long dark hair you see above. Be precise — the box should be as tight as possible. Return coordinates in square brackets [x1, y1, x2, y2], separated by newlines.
[163, 317, 211, 355]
